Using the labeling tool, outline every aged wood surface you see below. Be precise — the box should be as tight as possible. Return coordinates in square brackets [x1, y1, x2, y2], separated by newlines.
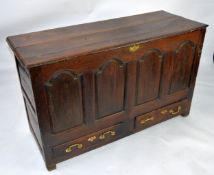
[7, 10, 206, 67]
[7, 10, 207, 170]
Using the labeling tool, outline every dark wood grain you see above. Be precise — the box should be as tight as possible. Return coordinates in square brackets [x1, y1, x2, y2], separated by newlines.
[7, 11, 207, 68]
[135, 99, 189, 131]
[6, 11, 207, 171]
[169, 41, 196, 94]
[135, 49, 163, 105]
[45, 70, 84, 133]
[95, 59, 125, 119]
[53, 122, 128, 162]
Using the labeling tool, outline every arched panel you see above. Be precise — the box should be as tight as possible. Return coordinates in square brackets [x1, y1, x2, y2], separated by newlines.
[45, 70, 84, 133]
[95, 59, 126, 119]
[169, 41, 196, 94]
[136, 49, 163, 105]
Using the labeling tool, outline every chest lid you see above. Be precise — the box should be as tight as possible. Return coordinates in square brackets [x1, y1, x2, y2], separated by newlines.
[7, 10, 207, 68]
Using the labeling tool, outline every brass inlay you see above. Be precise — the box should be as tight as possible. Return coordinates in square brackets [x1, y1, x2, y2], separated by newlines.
[99, 131, 116, 140]
[65, 143, 83, 153]
[140, 116, 154, 124]
[88, 136, 96, 142]
[129, 44, 140, 53]
[160, 106, 181, 115]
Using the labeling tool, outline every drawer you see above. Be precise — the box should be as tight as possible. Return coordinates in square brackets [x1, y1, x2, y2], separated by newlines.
[135, 99, 189, 130]
[135, 111, 161, 130]
[53, 122, 128, 160]
[158, 99, 188, 119]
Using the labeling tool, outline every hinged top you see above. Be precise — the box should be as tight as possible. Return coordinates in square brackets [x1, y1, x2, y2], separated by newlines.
[7, 10, 207, 68]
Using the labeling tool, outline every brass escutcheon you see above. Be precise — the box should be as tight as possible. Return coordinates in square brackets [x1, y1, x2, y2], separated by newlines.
[129, 44, 140, 53]
[161, 109, 168, 115]
[88, 136, 96, 142]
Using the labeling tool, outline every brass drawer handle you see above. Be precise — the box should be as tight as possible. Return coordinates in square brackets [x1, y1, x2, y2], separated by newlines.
[99, 131, 116, 140]
[65, 143, 83, 153]
[169, 106, 181, 115]
[140, 116, 154, 124]
[161, 106, 182, 115]
[88, 136, 96, 142]
[129, 44, 140, 53]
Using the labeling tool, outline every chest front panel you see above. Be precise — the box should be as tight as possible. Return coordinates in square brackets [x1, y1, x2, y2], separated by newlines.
[39, 31, 200, 138]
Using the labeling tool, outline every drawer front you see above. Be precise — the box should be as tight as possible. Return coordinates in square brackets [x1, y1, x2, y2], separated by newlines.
[135, 111, 160, 130]
[53, 122, 128, 161]
[135, 99, 189, 130]
[158, 99, 188, 119]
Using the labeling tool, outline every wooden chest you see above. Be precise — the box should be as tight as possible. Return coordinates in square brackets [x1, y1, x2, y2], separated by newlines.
[7, 11, 207, 170]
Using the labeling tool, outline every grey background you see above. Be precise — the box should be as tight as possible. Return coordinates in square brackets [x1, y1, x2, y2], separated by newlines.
[0, 0, 214, 174]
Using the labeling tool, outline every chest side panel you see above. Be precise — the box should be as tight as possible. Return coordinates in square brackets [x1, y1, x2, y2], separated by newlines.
[16, 61, 43, 151]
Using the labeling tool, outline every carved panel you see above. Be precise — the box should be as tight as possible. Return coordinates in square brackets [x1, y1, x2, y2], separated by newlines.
[136, 49, 163, 105]
[45, 70, 84, 133]
[95, 59, 126, 119]
[169, 41, 196, 94]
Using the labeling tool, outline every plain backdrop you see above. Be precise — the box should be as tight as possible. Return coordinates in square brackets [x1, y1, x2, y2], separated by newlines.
[0, 0, 214, 174]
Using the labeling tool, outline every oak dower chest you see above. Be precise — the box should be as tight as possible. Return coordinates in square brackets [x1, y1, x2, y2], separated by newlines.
[7, 10, 207, 170]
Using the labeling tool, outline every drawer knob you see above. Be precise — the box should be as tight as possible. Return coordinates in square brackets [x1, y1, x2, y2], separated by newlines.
[129, 44, 140, 53]
[140, 116, 154, 124]
[65, 143, 83, 153]
[99, 131, 116, 140]
[88, 136, 96, 142]
[161, 106, 181, 115]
